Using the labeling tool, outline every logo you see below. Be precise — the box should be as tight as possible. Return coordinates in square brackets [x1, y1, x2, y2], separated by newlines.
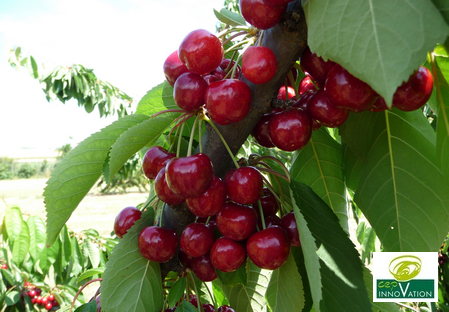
[373, 252, 438, 302]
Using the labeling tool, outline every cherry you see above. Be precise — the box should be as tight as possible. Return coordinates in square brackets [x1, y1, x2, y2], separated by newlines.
[369, 96, 389, 112]
[300, 47, 335, 84]
[191, 252, 218, 282]
[188, 294, 198, 307]
[210, 67, 227, 80]
[216, 202, 258, 241]
[205, 79, 252, 125]
[277, 86, 296, 100]
[239, 0, 287, 30]
[47, 294, 55, 302]
[392, 66, 433, 111]
[210, 237, 246, 272]
[252, 113, 275, 148]
[219, 58, 241, 78]
[178, 29, 224, 76]
[0, 264, 7, 270]
[253, 188, 279, 217]
[242, 46, 277, 85]
[307, 89, 349, 128]
[263, 0, 293, 6]
[138, 226, 178, 263]
[246, 225, 290, 270]
[27, 290, 36, 297]
[31, 298, 37, 304]
[203, 73, 222, 85]
[35, 288, 42, 297]
[165, 153, 214, 198]
[154, 167, 185, 205]
[52, 299, 59, 307]
[225, 167, 263, 205]
[173, 72, 208, 111]
[186, 176, 226, 217]
[218, 306, 236, 312]
[268, 108, 313, 152]
[142, 146, 176, 181]
[114, 206, 142, 239]
[258, 214, 281, 230]
[196, 215, 217, 229]
[36, 296, 43, 305]
[299, 76, 319, 95]
[45, 302, 53, 311]
[203, 303, 216, 312]
[178, 249, 193, 269]
[325, 64, 378, 112]
[280, 212, 301, 247]
[163, 50, 190, 87]
[180, 223, 215, 257]
[41, 297, 48, 305]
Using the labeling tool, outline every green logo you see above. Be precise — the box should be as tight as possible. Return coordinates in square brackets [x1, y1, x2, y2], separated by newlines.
[389, 255, 422, 281]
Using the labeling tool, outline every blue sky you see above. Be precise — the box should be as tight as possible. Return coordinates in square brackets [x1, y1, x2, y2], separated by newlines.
[0, 0, 224, 152]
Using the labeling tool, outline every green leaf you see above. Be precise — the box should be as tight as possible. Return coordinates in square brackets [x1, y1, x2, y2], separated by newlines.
[213, 8, 247, 26]
[74, 300, 97, 312]
[361, 227, 376, 264]
[216, 259, 247, 286]
[266, 253, 305, 312]
[108, 114, 176, 181]
[26, 215, 46, 263]
[101, 209, 163, 312]
[175, 301, 199, 312]
[12, 221, 30, 265]
[290, 181, 372, 312]
[5, 205, 23, 242]
[302, 0, 449, 105]
[77, 267, 105, 283]
[291, 247, 313, 312]
[168, 277, 186, 308]
[135, 81, 178, 116]
[5, 290, 20, 306]
[291, 127, 348, 231]
[69, 236, 84, 278]
[85, 239, 100, 268]
[341, 109, 449, 252]
[60, 225, 72, 269]
[362, 267, 400, 312]
[431, 0, 449, 25]
[44, 114, 149, 245]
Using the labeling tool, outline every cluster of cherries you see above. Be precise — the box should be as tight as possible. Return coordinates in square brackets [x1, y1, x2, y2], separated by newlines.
[162, 294, 235, 312]
[24, 282, 59, 310]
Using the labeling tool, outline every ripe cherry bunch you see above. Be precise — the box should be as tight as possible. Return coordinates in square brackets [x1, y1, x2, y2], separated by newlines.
[24, 282, 59, 311]
[162, 294, 235, 312]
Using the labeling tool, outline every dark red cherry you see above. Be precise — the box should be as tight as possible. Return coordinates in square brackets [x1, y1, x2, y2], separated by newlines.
[369, 96, 389, 112]
[142, 146, 176, 181]
[191, 252, 218, 282]
[280, 211, 301, 247]
[163, 50, 190, 87]
[154, 167, 185, 205]
[179, 249, 193, 269]
[210, 237, 246, 273]
[138, 226, 178, 263]
[277, 86, 296, 100]
[242, 46, 277, 85]
[180, 223, 215, 257]
[252, 113, 275, 148]
[196, 215, 217, 229]
[202, 304, 216, 312]
[263, 0, 293, 6]
[216, 202, 258, 241]
[257, 214, 281, 230]
[246, 225, 290, 270]
[186, 176, 226, 217]
[225, 167, 263, 205]
[114, 206, 142, 239]
[308, 89, 349, 128]
[178, 29, 224, 76]
[165, 153, 214, 198]
[325, 64, 378, 112]
[173, 72, 208, 111]
[218, 306, 236, 312]
[253, 187, 279, 217]
[205, 79, 252, 125]
[392, 66, 433, 111]
[239, 0, 287, 30]
[219, 58, 242, 78]
[299, 76, 318, 95]
[300, 47, 335, 84]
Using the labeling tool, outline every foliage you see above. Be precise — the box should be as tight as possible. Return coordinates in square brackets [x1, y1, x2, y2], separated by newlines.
[56, 143, 73, 161]
[0, 205, 117, 311]
[0, 157, 14, 180]
[15, 163, 38, 179]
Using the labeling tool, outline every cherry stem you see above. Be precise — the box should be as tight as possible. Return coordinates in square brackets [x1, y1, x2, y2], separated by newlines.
[69, 278, 102, 312]
[203, 116, 240, 169]
[187, 114, 200, 157]
[250, 155, 291, 182]
[217, 25, 251, 39]
[287, 71, 298, 100]
[142, 194, 158, 211]
[222, 31, 249, 47]
[169, 112, 194, 144]
[203, 280, 217, 310]
[176, 122, 186, 158]
[225, 51, 238, 72]
[188, 272, 204, 312]
[256, 30, 265, 47]
[257, 200, 266, 230]
[224, 38, 254, 56]
[169, 127, 180, 153]
[199, 117, 203, 153]
[260, 175, 284, 209]
[205, 216, 211, 225]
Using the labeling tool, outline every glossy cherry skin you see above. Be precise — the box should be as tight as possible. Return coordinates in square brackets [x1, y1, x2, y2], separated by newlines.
[392, 66, 433, 111]
[325, 64, 378, 112]
[242, 46, 277, 84]
[138, 226, 178, 263]
[263, 0, 293, 6]
[300, 47, 335, 84]
[202, 304, 216, 312]
[299, 76, 318, 95]
[239, 0, 287, 30]
[142, 146, 176, 181]
[252, 113, 275, 148]
[178, 29, 224, 76]
[114, 206, 142, 238]
[246, 225, 290, 270]
[196, 215, 217, 229]
[253, 187, 279, 217]
[217, 202, 258, 241]
[45, 303, 53, 311]
[180, 223, 215, 257]
[277, 86, 296, 100]
[211, 237, 246, 273]
[154, 167, 185, 205]
[219, 58, 242, 78]
[191, 252, 218, 282]
[163, 51, 190, 87]
[173, 72, 208, 111]
[165, 153, 214, 199]
[308, 89, 349, 128]
[280, 212, 301, 247]
[218, 306, 236, 312]
[268, 108, 313, 152]
[258, 214, 281, 230]
[205, 79, 251, 125]
[225, 167, 264, 205]
[178, 249, 193, 269]
[186, 176, 226, 217]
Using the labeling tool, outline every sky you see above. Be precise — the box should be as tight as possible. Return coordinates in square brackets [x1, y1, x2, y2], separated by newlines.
[0, 0, 224, 153]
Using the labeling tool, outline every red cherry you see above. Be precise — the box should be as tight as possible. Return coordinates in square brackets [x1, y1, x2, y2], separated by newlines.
[186, 176, 226, 217]
[242, 46, 277, 85]
[246, 226, 290, 270]
[203, 73, 222, 85]
[188, 294, 198, 307]
[142, 146, 176, 181]
[163, 50, 189, 87]
[51, 299, 59, 307]
[0, 264, 7, 270]
[179, 249, 193, 269]
[165, 153, 214, 199]
[114, 206, 142, 239]
[47, 294, 55, 302]
[300, 46, 335, 83]
[280, 212, 301, 247]
[307, 89, 349, 128]
[210, 237, 246, 273]
[27, 290, 36, 297]
[277, 86, 296, 100]
[138, 226, 178, 263]
[325, 64, 378, 112]
[299, 76, 318, 95]
[392, 66, 433, 111]
[217, 202, 258, 241]
[252, 114, 275, 148]
[191, 252, 218, 282]
[196, 215, 217, 229]
[210, 67, 227, 80]
[225, 167, 264, 205]
[218, 305, 236, 312]
[178, 29, 224, 76]
[257, 214, 281, 230]
[369, 96, 389, 112]
[154, 167, 185, 205]
[35, 288, 42, 297]
[36, 296, 43, 305]
[205, 79, 252, 125]
[239, 0, 287, 30]
[173, 72, 208, 111]
[31, 298, 37, 304]
[219, 59, 242, 79]
[45, 303, 53, 310]
[180, 223, 215, 257]
[263, 0, 293, 6]
[253, 188, 279, 217]
[202, 303, 216, 312]
[41, 297, 48, 305]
